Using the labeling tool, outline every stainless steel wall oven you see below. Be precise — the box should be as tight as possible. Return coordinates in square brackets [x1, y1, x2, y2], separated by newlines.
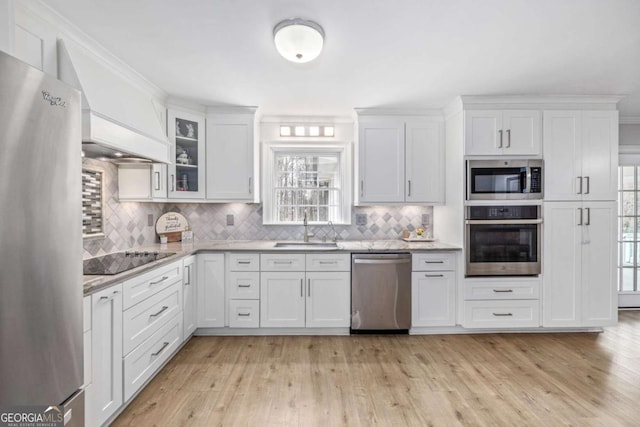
[465, 205, 542, 276]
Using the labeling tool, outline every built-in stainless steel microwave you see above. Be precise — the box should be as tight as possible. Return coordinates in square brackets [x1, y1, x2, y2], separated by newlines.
[466, 159, 543, 200]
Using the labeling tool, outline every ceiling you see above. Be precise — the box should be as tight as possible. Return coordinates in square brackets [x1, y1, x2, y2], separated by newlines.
[41, 0, 640, 118]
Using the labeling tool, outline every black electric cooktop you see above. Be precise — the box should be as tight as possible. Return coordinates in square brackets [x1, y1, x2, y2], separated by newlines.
[83, 251, 176, 275]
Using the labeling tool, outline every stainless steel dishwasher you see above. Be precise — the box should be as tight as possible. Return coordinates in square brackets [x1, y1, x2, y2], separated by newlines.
[351, 253, 411, 333]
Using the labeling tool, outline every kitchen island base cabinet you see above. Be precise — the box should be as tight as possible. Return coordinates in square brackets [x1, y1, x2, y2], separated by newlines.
[91, 284, 123, 427]
[197, 253, 225, 328]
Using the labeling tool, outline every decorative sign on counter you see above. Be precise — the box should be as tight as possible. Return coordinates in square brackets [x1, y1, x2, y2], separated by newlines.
[155, 212, 189, 242]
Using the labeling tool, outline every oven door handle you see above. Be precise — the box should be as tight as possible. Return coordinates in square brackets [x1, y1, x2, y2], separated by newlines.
[465, 219, 543, 225]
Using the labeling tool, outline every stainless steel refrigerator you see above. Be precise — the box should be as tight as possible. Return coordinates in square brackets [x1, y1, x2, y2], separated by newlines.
[0, 51, 84, 425]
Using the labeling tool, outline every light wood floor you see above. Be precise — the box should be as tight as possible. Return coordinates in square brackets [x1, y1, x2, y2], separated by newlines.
[113, 311, 640, 426]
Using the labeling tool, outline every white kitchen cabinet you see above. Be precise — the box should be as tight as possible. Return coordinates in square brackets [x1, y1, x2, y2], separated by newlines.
[168, 108, 206, 199]
[206, 109, 256, 201]
[411, 252, 457, 328]
[543, 110, 618, 202]
[118, 164, 167, 201]
[260, 271, 306, 328]
[542, 201, 617, 327]
[182, 255, 197, 339]
[91, 284, 123, 426]
[196, 253, 225, 327]
[259, 253, 351, 329]
[357, 114, 445, 205]
[464, 110, 541, 156]
[227, 252, 260, 328]
[358, 118, 405, 203]
[305, 272, 351, 328]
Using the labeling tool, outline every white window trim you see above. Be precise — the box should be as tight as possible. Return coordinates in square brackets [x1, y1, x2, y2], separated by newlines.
[262, 141, 352, 225]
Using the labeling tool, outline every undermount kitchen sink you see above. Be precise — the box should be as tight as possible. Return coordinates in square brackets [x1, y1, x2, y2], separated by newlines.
[274, 242, 339, 250]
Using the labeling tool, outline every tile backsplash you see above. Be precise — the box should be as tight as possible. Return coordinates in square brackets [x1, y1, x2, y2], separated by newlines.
[82, 159, 434, 258]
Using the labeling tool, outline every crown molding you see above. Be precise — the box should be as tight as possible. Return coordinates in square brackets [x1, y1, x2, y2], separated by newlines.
[460, 94, 624, 106]
[620, 116, 640, 125]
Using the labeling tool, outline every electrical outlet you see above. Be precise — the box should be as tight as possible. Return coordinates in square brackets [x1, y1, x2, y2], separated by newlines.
[422, 214, 431, 225]
[226, 214, 234, 226]
[147, 214, 154, 227]
[356, 214, 367, 226]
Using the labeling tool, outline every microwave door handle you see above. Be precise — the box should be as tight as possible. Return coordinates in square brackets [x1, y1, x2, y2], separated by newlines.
[525, 168, 532, 194]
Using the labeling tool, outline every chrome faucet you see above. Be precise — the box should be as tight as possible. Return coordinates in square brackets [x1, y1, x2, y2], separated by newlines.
[303, 211, 314, 242]
[328, 220, 338, 242]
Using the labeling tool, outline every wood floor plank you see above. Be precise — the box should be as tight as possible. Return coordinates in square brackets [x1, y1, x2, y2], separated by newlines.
[113, 312, 640, 427]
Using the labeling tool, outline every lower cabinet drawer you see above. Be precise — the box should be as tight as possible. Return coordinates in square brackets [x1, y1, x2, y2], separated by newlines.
[123, 283, 182, 356]
[463, 300, 540, 329]
[228, 272, 260, 299]
[228, 300, 259, 328]
[123, 314, 182, 402]
[464, 278, 540, 300]
[260, 254, 305, 271]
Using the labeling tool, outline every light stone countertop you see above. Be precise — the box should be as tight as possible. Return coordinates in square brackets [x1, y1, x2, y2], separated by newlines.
[83, 239, 460, 296]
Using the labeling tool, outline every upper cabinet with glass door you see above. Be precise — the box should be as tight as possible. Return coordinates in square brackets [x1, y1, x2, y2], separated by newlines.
[167, 109, 206, 199]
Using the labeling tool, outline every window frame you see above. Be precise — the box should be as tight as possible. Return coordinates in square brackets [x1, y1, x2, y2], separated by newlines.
[262, 141, 352, 225]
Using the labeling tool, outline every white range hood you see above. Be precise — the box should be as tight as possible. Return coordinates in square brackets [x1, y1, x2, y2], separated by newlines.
[57, 39, 170, 163]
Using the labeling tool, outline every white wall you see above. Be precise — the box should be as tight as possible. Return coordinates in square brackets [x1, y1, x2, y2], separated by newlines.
[620, 124, 640, 146]
[0, 0, 14, 54]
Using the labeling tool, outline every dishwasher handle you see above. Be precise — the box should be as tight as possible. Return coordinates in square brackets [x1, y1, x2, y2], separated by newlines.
[353, 258, 411, 265]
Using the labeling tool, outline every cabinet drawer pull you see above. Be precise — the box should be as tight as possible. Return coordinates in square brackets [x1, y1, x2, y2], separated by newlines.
[424, 260, 444, 264]
[274, 261, 293, 265]
[151, 341, 169, 357]
[238, 312, 251, 317]
[154, 171, 161, 191]
[184, 265, 191, 285]
[492, 312, 513, 317]
[318, 261, 337, 265]
[493, 289, 514, 293]
[150, 305, 169, 317]
[238, 284, 252, 288]
[577, 176, 583, 194]
[425, 274, 444, 278]
[308, 278, 311, 297]
[99, 290, 120, 301]
[150, 276, 169, 285]
[300, 279, 303, 297]
[237, 261, 252, 265]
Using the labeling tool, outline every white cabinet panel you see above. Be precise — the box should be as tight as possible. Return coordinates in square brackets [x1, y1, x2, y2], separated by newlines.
[228, 271, 260, 299]
[405, 120, 445, 203]
[91, 285, 123, 426]
[123, 314, 182, 402]
[411, 271, 456, 327]
[260, 272, 305, 328]
[306, 272, 351, 328]
[581, 203, 617, 326]
[463, 300, 540, 328]
[123, 282, 182, 356]
[305, 253, 350, 271]
[123, 260, 182, 310]
[464, 110, 502, 156]
[464, 278, 540, 300]
[543, 201, 616, 327]
[543, 111, 582, 201]
[581, 111, 618, 202]
[543, 110, 617, 202]
[182, 255, 197, 339]
[465, 110, 541, 156]
[197, 254, 225, 327]
[412, 252, 457, 271]
[228, 300, 260, 328]
[206, 114, 255, 201]
[228, 253, 260, 271]
[358, 120, 405, 203]
[260, 254, 306, 271]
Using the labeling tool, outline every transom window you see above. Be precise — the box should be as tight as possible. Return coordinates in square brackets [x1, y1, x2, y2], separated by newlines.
[263, 142, 352, 225]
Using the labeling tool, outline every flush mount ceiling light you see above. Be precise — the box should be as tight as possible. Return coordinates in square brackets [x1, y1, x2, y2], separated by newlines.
[273, 18, 325, 63]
